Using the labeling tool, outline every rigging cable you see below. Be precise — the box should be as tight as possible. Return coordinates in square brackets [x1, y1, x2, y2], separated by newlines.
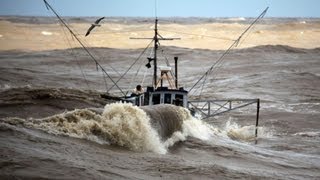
[189, 7, 269, 95]
[55, 14, 92, 91]
[44, 6, 91, 91]
[43, 0, 126, 96]
[158, 46, 175, 81]
[106, 39, 154, 93]
[127, 45, 153, 95]
[102, 70, 108, 91]
[75, 22, 115, 91]
[71, 29, 122, 77]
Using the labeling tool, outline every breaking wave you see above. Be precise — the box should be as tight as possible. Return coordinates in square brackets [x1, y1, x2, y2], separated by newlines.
[224, 120, 272, 141]
[294, 131, 320, 137]
[41, 31, 53, 36]
[1, 103, 270, 154]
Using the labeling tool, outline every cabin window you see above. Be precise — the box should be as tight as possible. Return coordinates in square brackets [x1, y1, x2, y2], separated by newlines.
[164, 93, 172, 104]
[174, 94, 184, 106]
[152, 94, 161, 105]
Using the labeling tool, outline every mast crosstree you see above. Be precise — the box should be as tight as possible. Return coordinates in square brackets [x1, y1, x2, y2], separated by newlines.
[130, 19, 180, 88]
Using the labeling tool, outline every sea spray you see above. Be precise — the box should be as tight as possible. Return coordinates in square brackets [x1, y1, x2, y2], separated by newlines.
[18, 103, 167, 154]
[1, 102, 272, 154]
[139, 104, 219, 148]
[101, 103, 166, 154]
[161, 105, 219, 147]
[224, 119, 272, 141]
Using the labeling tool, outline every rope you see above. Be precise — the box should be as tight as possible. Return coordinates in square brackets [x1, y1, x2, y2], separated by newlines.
[43, 4, 92, 90]
[141, 67, 149, 86]
[159, 47, 175, 81]
[58, 21, 92, 91]
[102, 70, 108, 91]
[189, 7, 269, 95]
[70, 28, 122, 76]
[127, 52, 147, 95]
[44, 0, 126, 96]
[69, 29, 115, 92]
[107, 39, 154, 93]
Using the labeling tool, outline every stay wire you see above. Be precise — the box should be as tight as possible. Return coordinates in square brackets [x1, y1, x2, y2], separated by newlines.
[71, 29, 122, 77]
[158, 46, 175, 81]
[72, 36, 109, 91]
[58, 21, 92, 91]
[106, 39, 154, 93]
[43, 0, 126, 96]
[127, 45, 153, 95]
[189, 7, 269, 93]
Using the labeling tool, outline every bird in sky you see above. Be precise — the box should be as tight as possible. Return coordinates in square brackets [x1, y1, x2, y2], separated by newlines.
[85, 17, 105, 36]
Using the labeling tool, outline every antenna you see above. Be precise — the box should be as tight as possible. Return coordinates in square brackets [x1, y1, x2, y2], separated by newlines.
[155, 0, 158, 18]
[129, 0, 180, 88]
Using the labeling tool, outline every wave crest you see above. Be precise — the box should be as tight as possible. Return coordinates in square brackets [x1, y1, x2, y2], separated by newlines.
[1, 103, 272, 153]
[22, 103, 166, 154]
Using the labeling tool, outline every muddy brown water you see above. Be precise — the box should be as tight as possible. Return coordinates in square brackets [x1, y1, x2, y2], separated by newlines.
[0, 43, 320, 179]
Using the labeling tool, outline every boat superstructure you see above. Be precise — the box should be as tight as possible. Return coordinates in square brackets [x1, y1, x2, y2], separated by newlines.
[122, 18, 188, 107]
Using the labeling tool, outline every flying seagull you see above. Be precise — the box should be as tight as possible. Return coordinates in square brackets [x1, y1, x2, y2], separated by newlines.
[85, 17, 105, 37]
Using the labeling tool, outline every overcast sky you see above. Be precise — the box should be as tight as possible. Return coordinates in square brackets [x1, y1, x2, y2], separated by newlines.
[0, 0, 319, 17]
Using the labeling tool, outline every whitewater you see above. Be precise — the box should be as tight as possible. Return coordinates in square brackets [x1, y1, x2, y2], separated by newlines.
[1, 99, 319, 179]
[2, 103, 268, 154]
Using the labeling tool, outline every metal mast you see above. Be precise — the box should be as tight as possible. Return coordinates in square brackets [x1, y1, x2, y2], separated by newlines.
[153, 18, 158, 87]
[131, 19, 180, 88]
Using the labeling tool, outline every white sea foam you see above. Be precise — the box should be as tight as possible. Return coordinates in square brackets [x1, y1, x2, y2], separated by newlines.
[101, 103, 167, 154]
[164, 108, 270, 145]
[228, 17, 246, 21]
[1, 84, 11, 90]
[294, 131, 320, 137]
[25, 103, 167, 154]
[262, 102, 320, 114]
[224, 120, 272, 141]
[10, 103, 273, 154]
[164, 114, 217, 147]
[41, 31, 53, 36]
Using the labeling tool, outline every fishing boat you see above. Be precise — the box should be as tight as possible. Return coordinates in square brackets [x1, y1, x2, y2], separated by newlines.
[120, 18, 188, 108]
[43, 0, 268, 138]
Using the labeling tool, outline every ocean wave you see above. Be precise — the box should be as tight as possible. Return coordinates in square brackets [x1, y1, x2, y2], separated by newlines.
[294, 131, 320, 137]
[1, 102, 271, 154]
[41, 31, 53, 36]
[224, 120, 272, 141]
[237, 45, 313, 54]
[26, 103, 167, 154]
